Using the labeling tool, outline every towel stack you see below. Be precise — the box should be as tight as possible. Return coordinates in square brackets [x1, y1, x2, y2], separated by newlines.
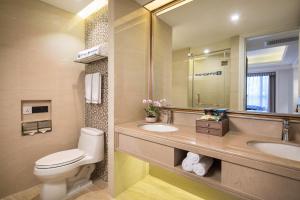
[85, 73, 101, 104]
[181, 152, 214, 176]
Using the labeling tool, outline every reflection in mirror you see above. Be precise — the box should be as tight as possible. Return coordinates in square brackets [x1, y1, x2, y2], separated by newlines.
[152, 0, 300, 115]
[246, 31, 299, 114]
[188, 50, 231, 108]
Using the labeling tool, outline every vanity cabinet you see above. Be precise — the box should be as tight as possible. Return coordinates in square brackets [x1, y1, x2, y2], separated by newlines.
[222, 161, 300, 200]
[117, 134, 180, 168]
[115, 130, 300, 200]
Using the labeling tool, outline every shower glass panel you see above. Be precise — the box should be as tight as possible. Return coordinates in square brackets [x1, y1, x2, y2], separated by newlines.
[189, 50, 230, 108]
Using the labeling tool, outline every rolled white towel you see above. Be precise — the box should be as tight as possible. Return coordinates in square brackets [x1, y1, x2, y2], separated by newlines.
[181, 158, 194, 172]
[186, 152, 202, 164]
[192, 157, 214, 176]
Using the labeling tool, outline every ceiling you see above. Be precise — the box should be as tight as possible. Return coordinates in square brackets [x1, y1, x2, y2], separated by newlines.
[40, 0, 93, 13]
[247, 31, 299, 69]
[157, 0, 300, 50]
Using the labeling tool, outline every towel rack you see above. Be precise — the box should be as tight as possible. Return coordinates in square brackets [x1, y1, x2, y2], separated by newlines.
[74, 45, 107, 64]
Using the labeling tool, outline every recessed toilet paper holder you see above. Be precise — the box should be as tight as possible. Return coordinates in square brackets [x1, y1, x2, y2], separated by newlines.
[22, 120, 52, 136]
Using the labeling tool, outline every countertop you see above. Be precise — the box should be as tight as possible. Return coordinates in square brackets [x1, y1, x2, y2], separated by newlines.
[115, 121, 300, 180]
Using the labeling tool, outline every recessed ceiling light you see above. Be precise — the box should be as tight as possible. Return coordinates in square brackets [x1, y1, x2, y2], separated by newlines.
[204, 49, 210, 54]
[247, 46, 287, 65]
[230, 13, 240, 22]
[77, 0, 107, 19]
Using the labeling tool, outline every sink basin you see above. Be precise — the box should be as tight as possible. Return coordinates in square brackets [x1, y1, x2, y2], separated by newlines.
[139, 124, 178, 133]
[247, 141, 300, 162]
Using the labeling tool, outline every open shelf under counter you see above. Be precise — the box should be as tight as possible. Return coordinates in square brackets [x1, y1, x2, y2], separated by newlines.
[174, 160, 221, 185]
[173, 148, 221, 185]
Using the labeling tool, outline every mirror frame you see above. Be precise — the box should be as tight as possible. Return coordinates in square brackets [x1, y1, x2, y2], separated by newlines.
[148, 0, 300, 119]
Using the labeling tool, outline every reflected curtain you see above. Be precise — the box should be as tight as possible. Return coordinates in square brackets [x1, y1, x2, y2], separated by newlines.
[246, 72, 276, 112]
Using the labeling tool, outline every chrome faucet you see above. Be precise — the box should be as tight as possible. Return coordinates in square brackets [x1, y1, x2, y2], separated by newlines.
[166, 110, 173, 124]
[282, 119, 289, 142]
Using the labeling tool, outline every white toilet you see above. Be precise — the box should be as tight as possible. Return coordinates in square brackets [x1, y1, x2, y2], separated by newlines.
[34, 127, 104, 200]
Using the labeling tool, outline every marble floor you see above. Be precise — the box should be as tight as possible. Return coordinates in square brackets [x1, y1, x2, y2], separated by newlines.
[0, 180, 112, 200]
[1, 176, 205, 200]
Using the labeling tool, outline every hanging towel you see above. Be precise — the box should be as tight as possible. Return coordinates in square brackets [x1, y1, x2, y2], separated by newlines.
[192, 157, 214, 176]
[85, 74, 92, 103]
[91, 72, 101, 104]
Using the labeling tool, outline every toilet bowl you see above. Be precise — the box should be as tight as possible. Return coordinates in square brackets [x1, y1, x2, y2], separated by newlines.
[34, 127, 104, 200]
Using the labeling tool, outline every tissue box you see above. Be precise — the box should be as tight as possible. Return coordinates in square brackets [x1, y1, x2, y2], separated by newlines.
[196, 119, 229, 136]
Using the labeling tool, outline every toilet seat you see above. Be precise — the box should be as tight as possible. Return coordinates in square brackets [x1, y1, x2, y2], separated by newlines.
[36, 149, 85, 169]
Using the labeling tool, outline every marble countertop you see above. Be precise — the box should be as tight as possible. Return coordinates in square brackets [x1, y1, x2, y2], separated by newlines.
[115, 121, 300, 180]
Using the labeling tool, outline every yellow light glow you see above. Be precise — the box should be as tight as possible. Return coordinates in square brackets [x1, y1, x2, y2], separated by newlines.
[144, 0, 174, 11]
[247, 46, 287, 65]
[156, 0, 194, 16]
[116, 176, 206, 200]
[77, 0, 108, 19]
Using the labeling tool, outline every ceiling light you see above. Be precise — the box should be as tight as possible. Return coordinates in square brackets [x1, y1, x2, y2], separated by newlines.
[204, 49, 210, 54]
[77, 0, 107, 19]
[230, 13, 240, 22]
[144, 0, 174, 11]
[247, 46, 287, 65]
[156, 0, 194, 16]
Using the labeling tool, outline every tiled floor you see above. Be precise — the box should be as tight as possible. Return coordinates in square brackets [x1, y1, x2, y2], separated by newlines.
[0, 185, 41, 200]
[1, 180, 112, 200]
[1, 176, 205, 200]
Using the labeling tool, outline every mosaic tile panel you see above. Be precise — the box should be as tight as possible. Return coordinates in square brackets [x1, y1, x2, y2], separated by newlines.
[85, 7, 108, 182]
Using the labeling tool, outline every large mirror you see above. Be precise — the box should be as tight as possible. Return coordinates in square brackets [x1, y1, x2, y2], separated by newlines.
[152, 0, 300, 115]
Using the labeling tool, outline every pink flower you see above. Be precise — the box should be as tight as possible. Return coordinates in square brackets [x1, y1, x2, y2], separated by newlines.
[142, 99, 147, 104]
[153, 101, 162, 107]
[147, 99, 152, 103]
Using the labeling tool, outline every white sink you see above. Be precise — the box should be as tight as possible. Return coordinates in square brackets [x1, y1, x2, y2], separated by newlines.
[247, 141, 300, 162]
[139, 124, 178, 133]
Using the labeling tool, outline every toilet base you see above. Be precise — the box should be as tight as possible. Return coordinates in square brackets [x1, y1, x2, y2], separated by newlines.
[40, 179, 93, 200]
[40, 180, 67, 200]
[67, 180, 93, 198]
[39, 164, 96, 200]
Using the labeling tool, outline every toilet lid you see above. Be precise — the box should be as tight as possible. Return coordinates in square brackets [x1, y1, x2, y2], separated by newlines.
[36, 149, 85, 169]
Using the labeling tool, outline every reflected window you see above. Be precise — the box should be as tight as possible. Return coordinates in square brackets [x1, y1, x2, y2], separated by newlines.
[246, 72, 276, 112]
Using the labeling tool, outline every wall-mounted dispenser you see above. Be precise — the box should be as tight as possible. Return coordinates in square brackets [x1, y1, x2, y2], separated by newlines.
[21, 100, 52, 136]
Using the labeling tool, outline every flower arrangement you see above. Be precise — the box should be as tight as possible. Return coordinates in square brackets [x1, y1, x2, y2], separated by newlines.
[142, 99, 166, 122]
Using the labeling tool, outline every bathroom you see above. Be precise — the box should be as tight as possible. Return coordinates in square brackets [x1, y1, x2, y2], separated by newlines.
[0, 0, 300, 199]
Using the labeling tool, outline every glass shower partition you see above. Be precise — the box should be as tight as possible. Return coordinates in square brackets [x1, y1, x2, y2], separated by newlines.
[188, 49, 231, 109]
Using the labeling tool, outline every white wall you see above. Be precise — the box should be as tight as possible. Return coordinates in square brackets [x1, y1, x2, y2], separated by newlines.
[276, 68, 294, 113]
[293, 67, 298, 112]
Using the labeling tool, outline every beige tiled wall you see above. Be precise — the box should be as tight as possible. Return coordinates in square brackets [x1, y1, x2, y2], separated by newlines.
[172, 48, 190, 107]
[0, 0, 85, 198]
[152, 16, 172, 102]
[113, 0, 150, 196]
[172, 111, 300, 141]
[114, 0, 150, 124]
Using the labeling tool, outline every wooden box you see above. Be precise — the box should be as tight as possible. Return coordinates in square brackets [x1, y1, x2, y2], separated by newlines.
[196, 119, 229, 136]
